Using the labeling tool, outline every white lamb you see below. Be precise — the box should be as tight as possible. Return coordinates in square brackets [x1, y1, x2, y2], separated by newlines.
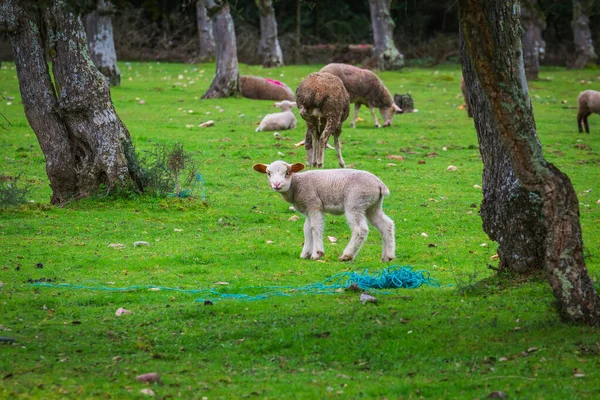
[253, 160, 395, 262]
[577, 90, 600, 133]
[255, 100, 297, 132]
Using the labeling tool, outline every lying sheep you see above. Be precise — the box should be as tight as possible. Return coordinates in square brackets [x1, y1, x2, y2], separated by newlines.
[296, 72, 350, 168]
[240, 75, 295, 101]
[577, 90, 600, 133]
[256, 100, 297, 132]
[320, 63, 401, 128]
[253, 160, 395, 262]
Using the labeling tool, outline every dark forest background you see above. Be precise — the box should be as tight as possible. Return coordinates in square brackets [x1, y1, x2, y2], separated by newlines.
[1, 0, 598, 66]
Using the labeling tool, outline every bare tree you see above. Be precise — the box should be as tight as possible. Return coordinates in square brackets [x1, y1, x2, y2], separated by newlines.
[458, 0, 600, 325]
[202, 0, 240, 99]
[196, 0, 215, 62]
[1, 0, 144, 204]
[83, 0, 120, 86]
[256, 0, 284, 68]
[521, 0, 546, 80]
[368, 0, 404, 70]
[571, 0, 597, 68]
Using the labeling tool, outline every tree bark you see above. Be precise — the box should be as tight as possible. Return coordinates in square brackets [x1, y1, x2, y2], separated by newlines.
[520, 0, 546, 80]
[0, 0, 144, 204]
[368, 0, 404, 70]
[256, 0, 283, 68]
[196, 0, 215, 62]
[83, 0, 120, 86]
[571, 0, 597, 69]
[202, 0, 240, 99]
[458, 0, 600, 325]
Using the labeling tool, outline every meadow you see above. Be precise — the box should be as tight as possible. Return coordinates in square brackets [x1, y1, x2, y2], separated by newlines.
[1, 61, 599, 399]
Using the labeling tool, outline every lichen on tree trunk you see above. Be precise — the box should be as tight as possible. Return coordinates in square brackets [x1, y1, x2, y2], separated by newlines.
[1, 0, 144, 204]
[256, 0, 283, 68]
[202, 0, 240, 99]
[196, 0, 215, 62]
[458, 0, 600, 325]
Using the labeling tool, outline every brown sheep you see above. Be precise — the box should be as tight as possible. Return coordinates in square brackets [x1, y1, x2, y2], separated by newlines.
[240, 75, 295, 101]
[577, 90, 600, 133]
[320, 63, 401, 128]
[295, 72, 350, 168]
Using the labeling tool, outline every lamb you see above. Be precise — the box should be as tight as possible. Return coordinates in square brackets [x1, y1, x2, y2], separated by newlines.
[253, 160, 395, 262]
[295, 72, 350, 168]
[320, 63, 402, 128]
[240, 75, 295, 101]
[577, 90, 600, 133]
[255, 100, 297, 132]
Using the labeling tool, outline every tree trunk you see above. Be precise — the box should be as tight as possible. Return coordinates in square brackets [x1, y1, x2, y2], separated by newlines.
[368, 0, 404, 70]
[83, 0, 120, 87]
[202, 0, 240, 99]
[196, 0, 215, 62]
[1, 0, 144, 204]
[458, 0, 600, 325]
[520, 0, 546, 80]
[295, 0, 301, 64]
[571, 0, 597, 69]
[256, 0, 283, 68]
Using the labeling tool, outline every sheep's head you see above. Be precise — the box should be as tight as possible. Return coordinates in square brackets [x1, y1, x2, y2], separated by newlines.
[379, 105, 399, 127]
[274, 100, 297, 111]
[253, 161, 305, 193]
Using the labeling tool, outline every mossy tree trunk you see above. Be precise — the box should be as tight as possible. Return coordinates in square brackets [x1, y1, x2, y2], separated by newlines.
[571, 0, 597, 69]
[196, 0, 215, 62]
[0, 0, 144, 205]
[202, 0, 240, 99]
[83, 0, 120, 86]
[520, 0, 546, 80]
[458, 0, 600, 325]
[256, 0, 283, 68]
[368, 0, 404, 70]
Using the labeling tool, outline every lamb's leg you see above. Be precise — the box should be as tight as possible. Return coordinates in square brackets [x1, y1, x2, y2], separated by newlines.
[578, 111, 585, 133]
[300, 217, 314, 259]
[333, 133, 345, 168]
[340, 210, 369, 261]
[370, 107, 382, 128]
[308, 211, 325, 259]
[583, 113, 590, 134]
[367, 205, 396, 262]
[350, 103, 361, 128]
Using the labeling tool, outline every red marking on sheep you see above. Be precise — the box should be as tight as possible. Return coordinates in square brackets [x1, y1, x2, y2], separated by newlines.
[265, 78, 284, 87]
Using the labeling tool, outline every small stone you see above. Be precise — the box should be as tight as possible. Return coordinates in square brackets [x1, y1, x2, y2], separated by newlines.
[136, 372, 160, 383]
[115, 308, 131, 317]
[199, 120, 214, 128]
[140, 388, 155, 396]
[133, 241, 150, 247]
[108, 243, 126, 249]
[288, 215, 300, 221]
[447, 165, 457, 171]
[360, 293, 378, 305]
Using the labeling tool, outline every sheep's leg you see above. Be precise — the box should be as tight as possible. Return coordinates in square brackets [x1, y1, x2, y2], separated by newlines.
[578, 112, 585, 133]
[350, 103, 361, 128]
[308, 212, 325, 259]
[370, 107, 382, 128]
[333, 133, 345, 168]
[583, 113, 590, 134]
[340, 210, 369, 262]
[304, 126, 316, 167]
[367, 204, 396, 262]
[300, 217, 314, 259]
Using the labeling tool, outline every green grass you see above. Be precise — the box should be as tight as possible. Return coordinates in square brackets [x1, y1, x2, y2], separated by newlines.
[1, 61, 600, 399]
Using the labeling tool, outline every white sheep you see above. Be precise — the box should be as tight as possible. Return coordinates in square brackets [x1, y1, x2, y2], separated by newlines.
[577, 90, 600, 133]
[253, 160, 395, 262]
[255, 100, 297, 132]
[320, 63, 402, 128]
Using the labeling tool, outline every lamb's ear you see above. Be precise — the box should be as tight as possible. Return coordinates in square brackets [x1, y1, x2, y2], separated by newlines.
[290, 163, 305, 173]
[274, 102, 281, 108]
[290, 102, 297, 108]
[253, 164, 268, 174]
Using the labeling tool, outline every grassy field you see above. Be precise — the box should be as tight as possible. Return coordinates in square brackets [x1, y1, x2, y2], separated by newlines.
[1, 61, 599, 399]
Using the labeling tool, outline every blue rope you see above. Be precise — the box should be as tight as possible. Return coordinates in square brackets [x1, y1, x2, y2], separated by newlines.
[30, 266, 440, 303]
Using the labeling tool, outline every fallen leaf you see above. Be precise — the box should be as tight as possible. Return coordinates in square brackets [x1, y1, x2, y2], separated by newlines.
[115, 308, 131, 317]
[214, 282, 229, 285]
[133, 241, 150, 247]
[421, 232, 429, 238]
[447, 165, 458, 171]
[140, 388, 155, 396]
[199, 120, 214, 128]
[387, 155, 405, 160]
[108, 243, 126, 249]
[327, 236, 338, 243]
[288, 215, 300, 221]
[266, 240, 274, 244]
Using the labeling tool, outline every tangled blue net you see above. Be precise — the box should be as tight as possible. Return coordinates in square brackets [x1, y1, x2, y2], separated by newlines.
[31, 265, 440, 303]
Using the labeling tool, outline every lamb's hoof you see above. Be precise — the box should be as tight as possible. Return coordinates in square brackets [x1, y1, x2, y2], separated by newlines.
[300, 252, 311, 259]
[382, 256, 395, 262]
[310, 251, 325, 260]
[375, 124, 382, 128]
[339, 254, 355, 262]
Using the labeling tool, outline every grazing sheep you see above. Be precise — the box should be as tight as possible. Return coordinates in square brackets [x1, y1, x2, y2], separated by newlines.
[320, 63, 401, 128]
[240, 75, 295, 101]
[295, 72, 350, 168]
[256, 100, 297, 132]
[253, 160, 395, 262]
[577, 90, 600, 133]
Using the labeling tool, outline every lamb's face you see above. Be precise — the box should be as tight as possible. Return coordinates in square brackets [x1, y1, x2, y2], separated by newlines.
[380, 106, 395, 127]
[253, 161, 305, 193]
